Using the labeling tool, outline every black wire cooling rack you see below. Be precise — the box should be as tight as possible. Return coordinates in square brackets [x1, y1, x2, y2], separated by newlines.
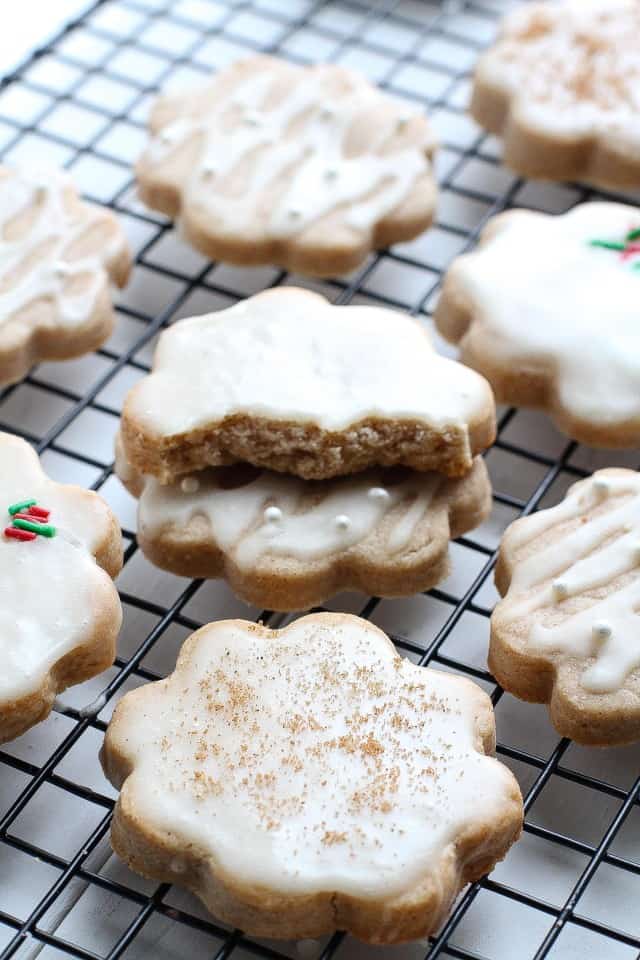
[1, 1, 640, 958]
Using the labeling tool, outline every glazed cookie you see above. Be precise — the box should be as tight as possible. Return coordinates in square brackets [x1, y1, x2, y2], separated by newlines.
[470, 0, 640, 189]
[101, 613, 522, 943]
[0, 165, 130, 385]
[136, 55, 437, 276]
[121, 288, 496, 483]
[0, 432, 122, 744]
[491, 469, 640, 746]
[435, 203, 640, 447]
[115, 432, 491, 610]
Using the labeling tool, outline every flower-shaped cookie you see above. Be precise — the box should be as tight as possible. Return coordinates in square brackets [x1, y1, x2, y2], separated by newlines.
[491, 469, 640, 745]
[0, 432, 122, 744]
[0, 165, 130, 385]
[101, 614, 522, 943]
[115, 432, 491, 611]
[435, 203, 640, 447]
[471, 0, 640, 188]
[136, 55, 437, 276]
[121, 287, 496, 483]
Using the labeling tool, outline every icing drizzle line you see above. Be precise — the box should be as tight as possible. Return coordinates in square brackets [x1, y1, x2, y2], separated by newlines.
[139, 467, 440, 570]
[503, 472, 640, 694]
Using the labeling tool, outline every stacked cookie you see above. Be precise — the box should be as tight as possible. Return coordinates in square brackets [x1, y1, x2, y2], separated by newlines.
[117, 287, 496, 611]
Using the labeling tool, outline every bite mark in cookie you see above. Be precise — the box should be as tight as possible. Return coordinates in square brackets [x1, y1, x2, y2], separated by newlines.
[0, 165, 130, 385]
[0, 432, 122, 744]
[470, 0, 640, 188]
[121, 287, 496, 483]
[101, 613, 522, 943]
[491, 469, 640, 745]
[435, 203, 640, 447]
[115, 433, 492, 610]
[136, 55, 437, 276]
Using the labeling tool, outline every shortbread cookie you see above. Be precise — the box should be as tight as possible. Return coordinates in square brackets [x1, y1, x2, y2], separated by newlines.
[435, 203, 640, 447]
[0, 432, 122, 744]
[470, 0, 640, 189]
[121, 288, 495, 483]
[136, 55, 437, 276]
[0, 166, 130, 385]
[101, 613, 522, 942]
[115, 432, 491, 610]
[491, 469, 640, 746]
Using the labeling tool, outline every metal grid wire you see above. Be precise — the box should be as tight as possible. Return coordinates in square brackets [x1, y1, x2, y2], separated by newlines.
[0, 0, 639, 958]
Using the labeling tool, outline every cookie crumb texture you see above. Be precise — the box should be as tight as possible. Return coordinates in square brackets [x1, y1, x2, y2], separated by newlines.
[116, 433, 492, 611]
[0, 165, 130, 385]
[121, 287, 495, 483]
[136, 55, 437, 276]
[435, 203, 640, 448]
[101, 614, 522, 943]
[0, 432, 122, 745]
[491, 469, 640, 745]
[471, 0, 640, 188]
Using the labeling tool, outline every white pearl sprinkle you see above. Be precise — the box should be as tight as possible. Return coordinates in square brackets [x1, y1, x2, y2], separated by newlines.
[54, 261, 69, 278]
[593, 477, 609, 497]
[201, 163, 216, 178]
[264, 506, 282, 524]
[324, 167, 338, 181]
[180, 476, 199, 494]
[552, 579, 568, 601]
[159, 129, 174, 144]
[396, 115, 410, 131]
[334, 514, 351, 531]
[320, 107, 334, 120]
[244, 111, 261, 127]
[289, 208, 301, 219]
[368, 486, 390, 502]
[592, 621, 612, 644]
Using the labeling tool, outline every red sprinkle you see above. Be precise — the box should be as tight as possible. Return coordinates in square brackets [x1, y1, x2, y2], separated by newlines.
[27, 506, 50, 520]
[13, 512, 45, 523]
[4, 526, 36, 541]
[621, 242, 640, 261]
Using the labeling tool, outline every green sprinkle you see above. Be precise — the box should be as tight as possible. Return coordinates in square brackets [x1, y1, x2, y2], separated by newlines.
[626, 228, 640, 242]
[589, 239, 626, 251]
[634, 261, 640, 271]
[8, 498, 36, 516]
[12, 518, 56, 537]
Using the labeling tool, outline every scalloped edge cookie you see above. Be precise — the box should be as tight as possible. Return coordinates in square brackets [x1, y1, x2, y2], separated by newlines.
[136, 54, 437, 277]
[0, 165, 130, 386]
[470, 0, 640, 189]
[120, 287, 496, 483]
[101, 613, 522, 943]
[115, 432, 492, 611]
[435, 203, 640, 449]
[0, 432, 123, 744]
[491, 468, 640, 745]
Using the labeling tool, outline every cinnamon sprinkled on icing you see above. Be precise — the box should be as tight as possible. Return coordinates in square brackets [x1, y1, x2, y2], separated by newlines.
[110, 616, 517, 897]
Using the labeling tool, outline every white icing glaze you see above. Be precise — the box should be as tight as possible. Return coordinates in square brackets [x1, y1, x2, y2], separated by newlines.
[125, 290, 490, 437]
[450, 203, 640, 428]
[0, 167, 124, 328]
[142, 58, 433, 240]
[138, 465, 439, 570]
[110, 616, 516, 897]
[482, 0, 640, 141]
[0, 432, 119, 704]
[501, 471, 640, 694]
